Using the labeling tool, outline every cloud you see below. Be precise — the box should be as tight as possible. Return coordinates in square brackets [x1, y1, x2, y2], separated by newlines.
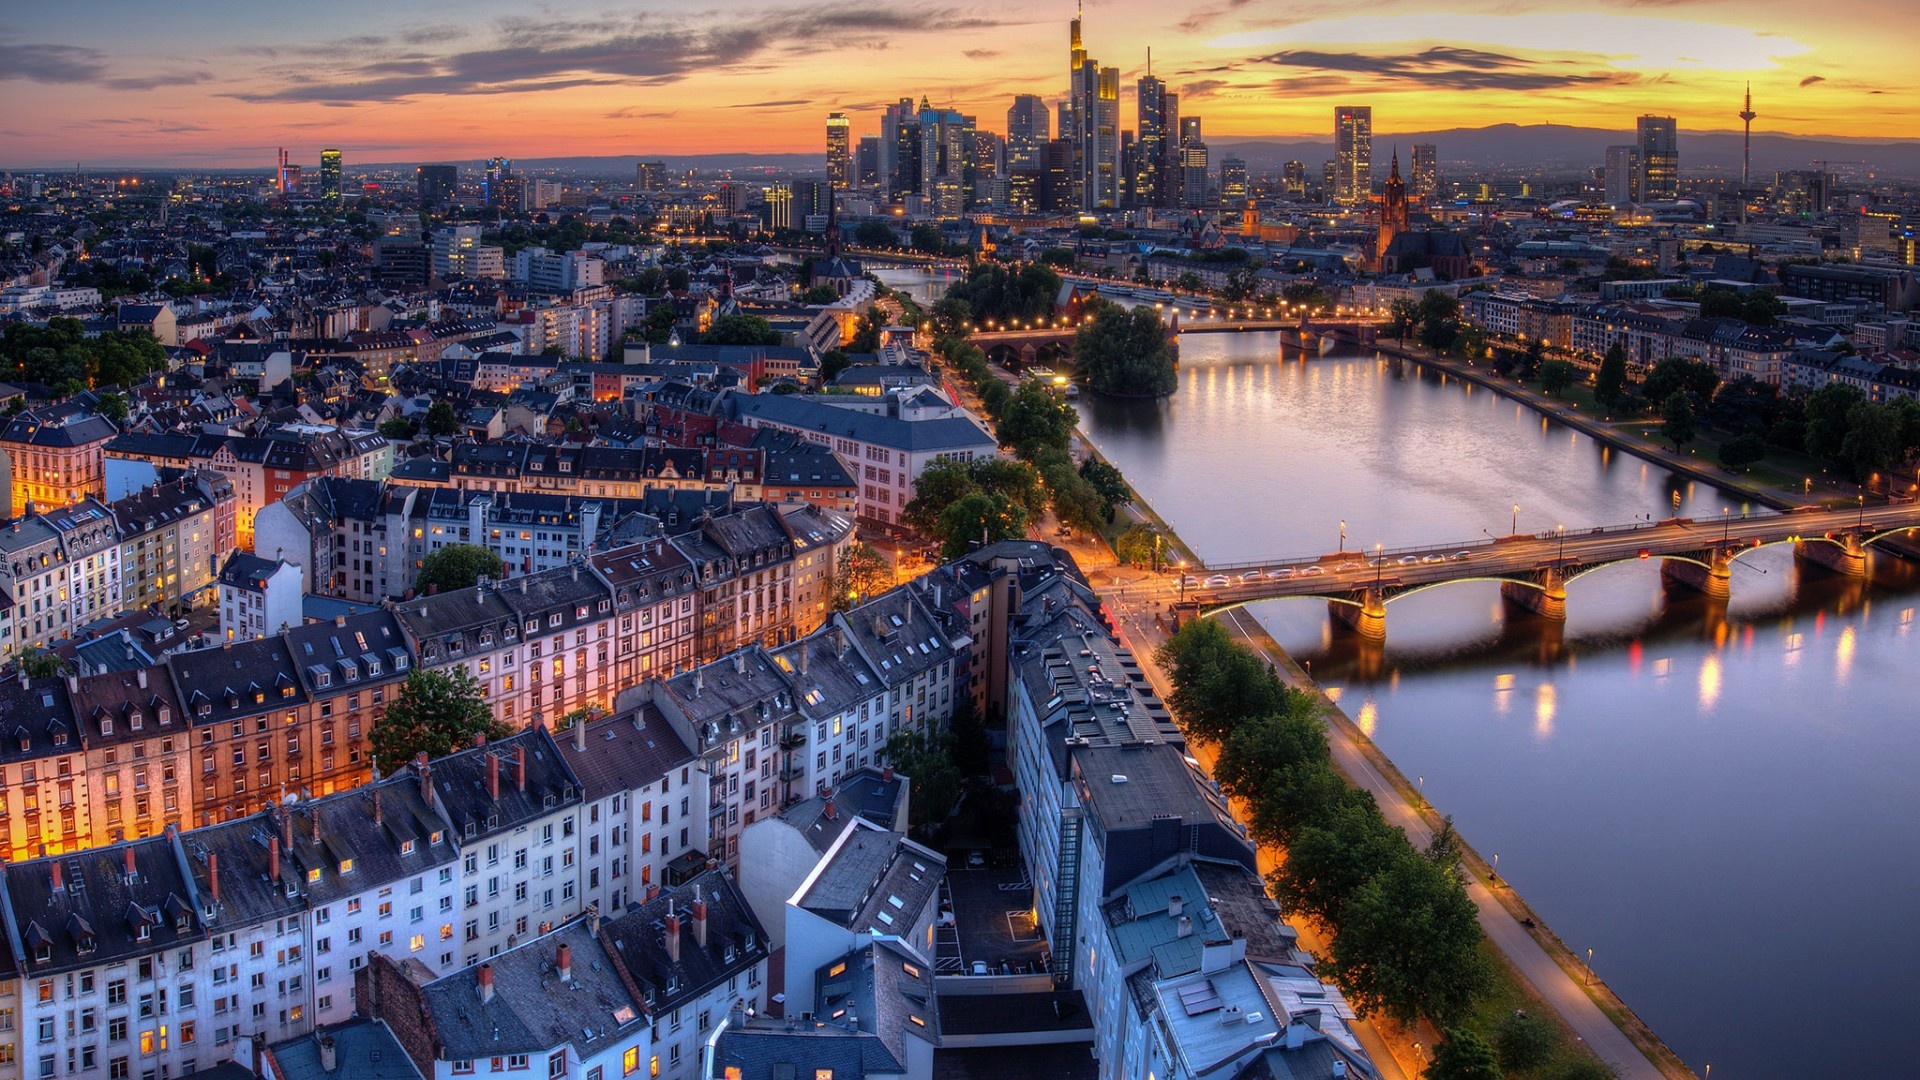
[726, 99, 811, 109]
[1176, 0, 1257, 34]
[1179, 79, 1233, 98]
[603, 107, 679, 120]
[963, 49, 1001, 60]
[101, 70, 214, 92]
[0, 35, 215, 93]
[1252, 46, 1636, 92]
[1800, 75, 1825, 87]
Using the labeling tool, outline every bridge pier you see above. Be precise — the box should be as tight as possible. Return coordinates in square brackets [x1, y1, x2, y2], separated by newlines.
[1329, 590, 1387, 641]
[1794, 535, 1869, 577]
[1500, 571, 1567, 621]
[1661, 551, 1732, 599]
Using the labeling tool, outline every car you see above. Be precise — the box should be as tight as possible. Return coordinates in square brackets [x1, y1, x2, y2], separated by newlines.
[1451, 551, 1473, 561]
[1271, 567, 1296, 579]
[1399, 555, 1420, 565]
[1300, 566, 1326, 577]
[967, 850, 985, 869]
[1335, 562, 1363, 573]
[1205, 575, 1231, 587]
[1181, 575, 1201, 588]
[1421, 554, 1445, 564]
[173, 617, 190, 629]
[1240, 571, 1264, 583]
[972, 960, 989, 976]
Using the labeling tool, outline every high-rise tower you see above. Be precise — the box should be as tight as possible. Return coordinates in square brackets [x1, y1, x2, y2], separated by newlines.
[1007, 94, 1050, 171]
[1067, 4, 1119, 210]
[319, 148, 342, 206]
[1738, 84, 1756, 187]
[826, 113, 852, 190]
[1334, 106, 1372, 205]
[1635, 115, 1678, 202]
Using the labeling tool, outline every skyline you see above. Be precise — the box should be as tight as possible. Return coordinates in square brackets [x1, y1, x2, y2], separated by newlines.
[2, 0, 1917, 168]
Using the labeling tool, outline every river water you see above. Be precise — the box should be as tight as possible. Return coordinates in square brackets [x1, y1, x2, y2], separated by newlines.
[1067, 330, 1920, 1079]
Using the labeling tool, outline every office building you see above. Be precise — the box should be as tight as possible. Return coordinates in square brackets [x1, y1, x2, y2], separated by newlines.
[880, 98, 920, 199]
[918, 105, 971, 219]
[1637, 115, 1679, 201]
[416, 164, 457, 208]
[635, 160, 668, 191]
[1135, 75, 1169, 207]
[484, 157, 510, 207]
[1334, 105, 1372, 204]
[856, 134, 881, 187]
[1007, 93, 1050, 170]
[1067, 11, 1120, 209]
[319, 148, 342, 206]
[1605, 144, 1639, 204]
[1282, 159, 1307, 198]
[1220, 155, 1248, 204]
[826, 112, 852, 189]
[765, 183, 793, 231]
[1411, 142, 1437, 201]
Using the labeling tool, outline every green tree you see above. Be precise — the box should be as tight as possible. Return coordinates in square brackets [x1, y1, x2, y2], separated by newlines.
[371, 667, 510, 774]
[95, 391, 130, 426]
[1113, 524, 1161, 568]
[415, 544, 507, 594]
[1595, 342, 1629, 411]
[641, 303, 678, 345]
[1641, 357, 1718, 408]
[423, 401, 461, 437]
[799, 284, 840, 304]
[903, 459, 985, 536]
[910, 223, 945, 254]
[1040, 452, 1107, 532]
[1803, 382, 1865, 460]
[18, 648, 64, 679]
[703, 314, 779, 346]
[1718, 432, 1768, 470]
[1842, 400, 1903, 480]
[1386, 298, 1421, 339]
[968, 457, 1049, 520]
[1539, 359, 1578, 395]
[1707, 375, 1778, 436]
[947, 693, 991, 779]
[817, 349, 853, 386]
[1518, 338, 1546, 381]
[853, 221, 896, 248]
[1323, 851, 1493, 1027]
[1427, 1029, 1502, 1080]
[1661, 391, 1696, 449]
[1494, 1011, 1557, 1075]
[1078, 456, 1132, 513]
[882, 729, 963, 827]
[930, 295, 974, 340]
[1075, 300, 1177, 397]
[936, 491, 1027, 560]
[829, 541, 893, 611]
[996, 380, 1077, 460]
[846, 311, 884, 353]
[379, 416, 417, 440]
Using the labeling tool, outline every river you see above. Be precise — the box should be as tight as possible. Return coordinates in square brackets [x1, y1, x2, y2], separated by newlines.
[1067, 330, 1920, 1079]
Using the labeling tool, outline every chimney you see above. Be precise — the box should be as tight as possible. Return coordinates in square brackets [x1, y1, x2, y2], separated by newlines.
[664, 910, 682, 965]
[881, 764, 894, 783]
[475, 732, 488, 749]
[823, 797, 835, 821]
[124, 846, 137, 883]
[587, 903, 601, 936]
[694, 668, 704, 694]
[691, 886, 708, 949]
[574, 717, 587, 751]
[208, 851, 220, 905]
[733, 651, 746, 674]
[797, 646, 808, 676]
[557, 942, 573, 982]
[137, 667, 148, 689]
[1167, 894, 1184, 918]
[478, 963, 495, 1005]
[645, 883, 660, 904]
[373, 789, 383, 826]
[319, 1035, 337, 1073]
[1176, 915, 1193, 938]
[50, 860, 63, 892]
[269, 835, 281, 883]
[311, 808, 323, 847]
[514, 745, 526, 791]
[418, 754, 434, 806]
[280, 809, 294, 850]
[487, 753, 500, 801]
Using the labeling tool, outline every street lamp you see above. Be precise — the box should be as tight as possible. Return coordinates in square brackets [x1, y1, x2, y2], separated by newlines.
[1492, 852, 1499, 880]
[1374, 543, 1384, 588]
[1585, 947, 1595, 985]
[1512, 503, 1519, 536]
[1339, 519, 1346, 553]
[1556, 525, 1566, 569]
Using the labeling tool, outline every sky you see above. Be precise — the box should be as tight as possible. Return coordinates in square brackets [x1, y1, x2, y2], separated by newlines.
[1, 0, 1915, 169]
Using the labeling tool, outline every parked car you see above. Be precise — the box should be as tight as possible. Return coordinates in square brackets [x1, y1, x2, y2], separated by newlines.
[1205, 575, 1231, 587]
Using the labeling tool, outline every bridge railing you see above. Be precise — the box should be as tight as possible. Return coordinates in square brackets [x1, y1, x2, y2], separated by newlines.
[1192, 516, 1680, 574]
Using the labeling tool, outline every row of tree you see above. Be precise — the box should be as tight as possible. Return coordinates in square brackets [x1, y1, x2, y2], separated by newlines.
[1155, 619, 1493, 1030]
[1074, 299, 1178, 398]
[1, 318, 168, 397]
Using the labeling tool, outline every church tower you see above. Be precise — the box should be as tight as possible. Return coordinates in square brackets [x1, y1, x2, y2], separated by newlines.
[1375, 149, 1409, 269]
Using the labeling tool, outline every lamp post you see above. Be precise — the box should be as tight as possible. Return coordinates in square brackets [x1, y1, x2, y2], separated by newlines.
[1512, 503, 1520, 536]
[1339, 519, 1346, 553]
[1585, 947, 1595, 985]
[1374, 544, 1384, 588]
[1556, 525, 1566, 570]
[1492, 852, 1499, 880]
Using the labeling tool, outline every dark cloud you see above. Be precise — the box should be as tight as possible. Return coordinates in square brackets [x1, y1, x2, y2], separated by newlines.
[226, 4, 1019, 105]
[726, 99, 811, 108]
[1800, 75, 1825, 87]
[604, 107, 679, 120]
[1180, 79, 1232, 98]
[963, 49, 1001, 60]
[0, 37, 211, 94]
[1253, 46, 1635, 92]
[101, 70, 214, 92]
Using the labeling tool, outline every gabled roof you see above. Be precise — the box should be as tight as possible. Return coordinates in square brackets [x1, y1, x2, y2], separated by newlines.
[554, 706, 695, 804]
[421, 727, 581, 844]
[420, 918, 645, 1062]
[601, 868, 769, 1015]
[1, 833, 205, 977]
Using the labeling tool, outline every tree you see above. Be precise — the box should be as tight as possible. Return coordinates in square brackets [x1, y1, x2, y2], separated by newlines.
[379, 416, 417, 440]
[1076, 300, 1177, 397]
[1041, 452, 1108, 532]
[1078, 457, 1132, 513]
[997, 380, 1077, 460]
[1718, 432, 1768, 470]
[1518, 337, 1546, 381]
[1803, 382, 1865, 460]
[936, 491, 1027, 560]
[1595, 342, 1629, 411]
[703, 314, 779, 346]
[1427, 1029, 1502, 1080]
[799, 284, 839, 304]
[1549, 1059, 1620, 1080]
[947, 694, 991, 779]
[882, 729, 963, 828]
[1640, 358, 1718, 408]
[1386, 298, 1421, 339]
[1322, 851, 1493, 1027]
[1495, 1011, 1557, 1075]
[1707, 375, 1778, 436]
[1539, 359, 1578, 395]
[95, 390, 130, 426]
[829, 541, 893, 611]
[968, 458, 1048, 520]
[817, 350, 853, 386]
[1660, 391, 1696, 449]
[423, 401, 461, 437]
[1842, 400, 1904, 480]
[415, 544, 507, 594]
[903, 459, 984, 537]
[18, 648, 63, 679]
[910, 223, 945, 254]
[1113, 524, 1161, 568]
[371, 667, 510, 774]
[853, 221, 896, 248]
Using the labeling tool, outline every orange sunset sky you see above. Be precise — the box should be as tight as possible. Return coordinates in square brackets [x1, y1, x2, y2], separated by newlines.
[2, 0, 1915, 168]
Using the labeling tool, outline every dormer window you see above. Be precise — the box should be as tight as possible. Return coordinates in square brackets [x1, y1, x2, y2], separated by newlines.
[429, 830, 444, 846]
[367, 660, 381, 676]
[307, 868, 322, 884]
[101, 719, 114, 737]
[400, 839, 415, 855]
[253, 691, 265, 704]
[280, 686, 294, 699]
[158, 707, 171, 726]
[315, 671, 331, 688]
[338, 858, 354, 875]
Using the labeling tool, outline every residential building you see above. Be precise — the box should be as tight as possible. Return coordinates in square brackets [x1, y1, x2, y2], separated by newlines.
[218, 552, 305, 641]
[0, 396, 118, 516]
[112, 471, 234, 617]
[553, 705, 700, 914]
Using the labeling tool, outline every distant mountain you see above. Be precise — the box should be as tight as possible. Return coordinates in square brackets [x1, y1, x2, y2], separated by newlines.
[369, 153, 825, 177]
[1212, 124, 1920, 177]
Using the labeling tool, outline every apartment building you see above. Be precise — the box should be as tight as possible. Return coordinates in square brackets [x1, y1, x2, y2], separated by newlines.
[0, 396, 118, 517]
[553, 705, 701, 915]
[110, 471, 236, 617]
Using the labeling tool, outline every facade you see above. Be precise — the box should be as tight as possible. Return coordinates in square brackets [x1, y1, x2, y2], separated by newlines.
[218, 552, 305, 642]
[1333, 106, 1372, 205]
[1636, 115, 1679, 201]
[112, 472, 234, 617]
[826, 113, 852, 190]
[1605, 144, 1638, 204]
[0, 398, 118, 517]
[1410, 142, 1437, 201]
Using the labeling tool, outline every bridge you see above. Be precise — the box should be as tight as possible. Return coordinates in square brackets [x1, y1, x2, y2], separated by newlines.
[1165, 503, 1920, 641]
[968, 314, 1382, 367]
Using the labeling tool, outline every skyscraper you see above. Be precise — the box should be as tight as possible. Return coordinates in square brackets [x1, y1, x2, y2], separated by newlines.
[1178, 117, 1208, 209]
[416, 165, 457, 208]
[635, 161, 667, 192]
[1636, 115, 1678, 201]
[1135, 74, 1169, 208]
[1067, 8, 1120, 210]
[1220, 156, 1248, 204]
[1283, 160, 1307, 199]
[765, 183, 794, 231]
[1333, 106, 1372, 204]
[485, 158, 511, 208]
[856, 135, 881, 187]
[880, 98, 920, 199]
[1410, 144, 1437, 202]
[319, 148, 342, 206]
[826, 113, 852, 190]
[1604, 145, 1638, 205]
[276, 148, 300, 194]
[918, 104, 971, 219]
[1006, 95, 1050, 171]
